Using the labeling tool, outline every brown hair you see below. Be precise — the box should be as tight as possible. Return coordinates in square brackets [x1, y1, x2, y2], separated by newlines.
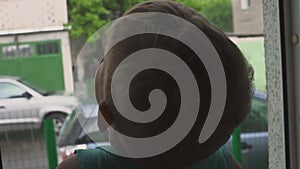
[96, 0, 253, 168]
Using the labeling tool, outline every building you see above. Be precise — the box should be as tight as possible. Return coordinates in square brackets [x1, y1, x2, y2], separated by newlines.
[0, 1, 73, 168]
[232, 0, 264, 35]
[0, 0, 73, 93]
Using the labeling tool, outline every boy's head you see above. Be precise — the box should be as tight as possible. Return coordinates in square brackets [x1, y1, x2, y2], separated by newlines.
[95, 0, 253, 168]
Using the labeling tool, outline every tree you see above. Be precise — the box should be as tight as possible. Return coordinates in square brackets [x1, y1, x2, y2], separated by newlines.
[175, 0, 233, 32]
[67, 0, 144, 39]
[67, 0, 233, 39]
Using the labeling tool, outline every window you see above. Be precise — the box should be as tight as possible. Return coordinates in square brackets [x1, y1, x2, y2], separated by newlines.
[1, 44, 34, 59]
[0, 82, 26, 99]
[241, 0, 251, 10]
[37, 42, 59, 55]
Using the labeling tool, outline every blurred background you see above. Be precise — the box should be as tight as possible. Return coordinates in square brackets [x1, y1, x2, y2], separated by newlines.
[0, 0, 267, 169]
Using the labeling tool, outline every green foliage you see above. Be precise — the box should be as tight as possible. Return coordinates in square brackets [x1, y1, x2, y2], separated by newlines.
[67, 0, 233, 39]
[67, 0, 144, 39]
[175, 0, 233, 32]
[67, 0, 109, 38]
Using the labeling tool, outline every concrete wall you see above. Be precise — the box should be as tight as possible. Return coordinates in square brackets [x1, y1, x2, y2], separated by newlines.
[0, 0, 68, 30]
[0, 0, 73, 93]
[263, 0, 287, 168]
[232, 0, 264, 34]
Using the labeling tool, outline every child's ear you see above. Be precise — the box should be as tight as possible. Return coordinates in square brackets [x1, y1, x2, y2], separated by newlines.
[98, 101, 113, 132]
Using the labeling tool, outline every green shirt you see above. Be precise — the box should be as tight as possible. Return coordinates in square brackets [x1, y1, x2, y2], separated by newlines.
[75, 146, 236, 169]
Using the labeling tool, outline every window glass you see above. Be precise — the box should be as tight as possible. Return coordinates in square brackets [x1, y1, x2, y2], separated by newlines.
[37, 42, 59, 55]
[1, 44, 34, 59]
[0, 82, 26, 99]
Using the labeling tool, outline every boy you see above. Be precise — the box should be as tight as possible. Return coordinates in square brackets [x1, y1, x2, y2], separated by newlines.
[58, 0, 253, 169]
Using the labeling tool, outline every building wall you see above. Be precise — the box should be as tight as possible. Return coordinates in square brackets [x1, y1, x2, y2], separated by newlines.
[0, 0, 73, 94]
[0, 31, 73, 94]
[232, 0, 264, 34]
[0, 0, 68, 31]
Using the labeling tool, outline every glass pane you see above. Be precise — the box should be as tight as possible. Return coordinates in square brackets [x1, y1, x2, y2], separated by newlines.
[37, 42, 59, 55]
[0, 82, 26, 99]
[1, 44, 34, 59]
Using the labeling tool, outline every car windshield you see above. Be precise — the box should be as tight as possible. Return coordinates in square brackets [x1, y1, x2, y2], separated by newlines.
[18, 79, 53, 96]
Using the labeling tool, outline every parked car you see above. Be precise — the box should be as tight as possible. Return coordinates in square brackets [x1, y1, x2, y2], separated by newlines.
[0, 76, 79, 134]
[58, 91, 268, 169]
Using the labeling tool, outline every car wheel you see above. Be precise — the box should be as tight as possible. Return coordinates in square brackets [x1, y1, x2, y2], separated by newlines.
[45, 113, 67, 137]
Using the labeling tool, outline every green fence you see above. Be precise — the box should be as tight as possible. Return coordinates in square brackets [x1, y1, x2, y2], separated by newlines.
[44, 119, 58, 169]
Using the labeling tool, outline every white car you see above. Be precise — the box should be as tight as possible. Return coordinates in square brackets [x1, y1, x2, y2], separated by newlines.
[0, 76, 79, 134]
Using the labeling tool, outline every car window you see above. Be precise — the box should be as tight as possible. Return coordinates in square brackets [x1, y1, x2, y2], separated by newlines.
[18, 79, 49, 96]
[0, 82, 27, 99]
